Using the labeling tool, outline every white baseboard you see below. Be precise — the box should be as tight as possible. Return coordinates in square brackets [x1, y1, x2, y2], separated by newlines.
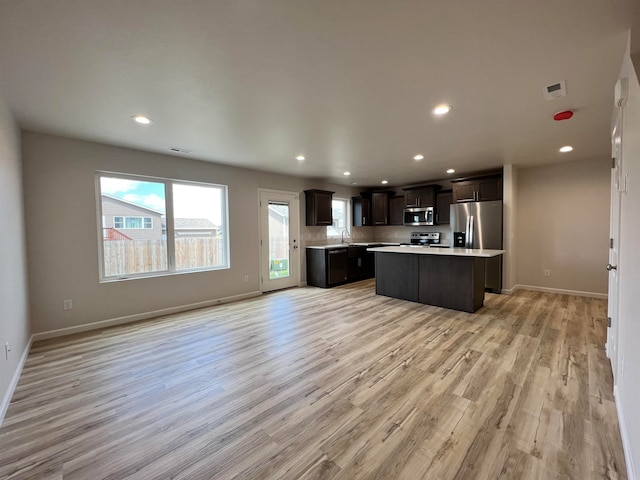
[298, 281, 308, 287]
[615, 386, 637, 480]
[0, 335, 33, 427]
[504, 284, 607, 299]
[32, 291, 262, 342]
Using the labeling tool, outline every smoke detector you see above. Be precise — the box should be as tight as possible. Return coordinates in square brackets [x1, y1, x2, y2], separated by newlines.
[543, 80, 567, 101]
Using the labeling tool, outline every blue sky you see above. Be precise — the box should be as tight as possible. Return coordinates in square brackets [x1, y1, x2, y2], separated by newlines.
[101, 177, 166, 213]
[100, 176, 223, 224]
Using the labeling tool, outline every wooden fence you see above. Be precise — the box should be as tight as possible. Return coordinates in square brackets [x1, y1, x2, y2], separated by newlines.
[103, 237, 225, 276]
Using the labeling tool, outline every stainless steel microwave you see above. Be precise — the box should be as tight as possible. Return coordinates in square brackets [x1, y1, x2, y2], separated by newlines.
[403, 207, 434, 226]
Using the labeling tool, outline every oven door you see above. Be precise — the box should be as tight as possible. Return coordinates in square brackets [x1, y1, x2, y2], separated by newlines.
[403, 207, 434, 226]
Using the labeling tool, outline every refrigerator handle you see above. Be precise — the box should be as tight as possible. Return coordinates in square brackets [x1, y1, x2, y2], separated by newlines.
[467, 216, 474, 248]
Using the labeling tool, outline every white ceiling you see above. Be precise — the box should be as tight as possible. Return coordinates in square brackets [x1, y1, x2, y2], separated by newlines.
[0, 1, 638, 187]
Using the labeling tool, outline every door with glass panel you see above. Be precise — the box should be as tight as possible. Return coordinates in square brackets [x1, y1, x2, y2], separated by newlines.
[259, 191, 300, 292]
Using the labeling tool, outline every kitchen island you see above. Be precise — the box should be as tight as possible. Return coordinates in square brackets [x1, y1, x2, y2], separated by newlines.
[367, 246, 505, 313]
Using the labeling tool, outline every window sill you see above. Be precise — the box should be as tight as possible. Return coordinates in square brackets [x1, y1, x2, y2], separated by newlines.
[100, 265, 230, 283]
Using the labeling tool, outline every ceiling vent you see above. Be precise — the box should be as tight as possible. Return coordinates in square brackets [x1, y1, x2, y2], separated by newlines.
[543, 80, 567, 101]
[614, 77, 628, 108]
[168, 147, 192, 154]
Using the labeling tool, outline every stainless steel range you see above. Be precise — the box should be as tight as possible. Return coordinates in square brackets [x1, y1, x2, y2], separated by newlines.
[401, 231, 441, 246]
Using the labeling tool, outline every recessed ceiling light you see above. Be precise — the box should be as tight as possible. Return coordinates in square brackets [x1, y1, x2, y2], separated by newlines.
[343, 171, 351, 176]
[433, 104, 452, 116]
[132, 115, 152, 125]
[559, 146, 573, 153]
[446, 168, 456, 174]
[381, 180, 389, 185]
[350, 182, 358, 185]
[413, 154, 424, 161]
[296, 155, 306, 161]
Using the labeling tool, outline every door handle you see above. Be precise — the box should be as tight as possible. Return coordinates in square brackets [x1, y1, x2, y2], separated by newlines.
[606, 264, 617, 271]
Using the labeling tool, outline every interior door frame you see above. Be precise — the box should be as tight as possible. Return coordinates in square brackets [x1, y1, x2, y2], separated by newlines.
[607, 107, 623, 384]
[258, 189, 301, 293]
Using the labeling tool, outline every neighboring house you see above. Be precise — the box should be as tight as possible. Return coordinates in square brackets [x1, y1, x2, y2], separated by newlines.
[101, 194, 164, 241]
[268, 203, 289, 262]
[173, 218, 220, 237]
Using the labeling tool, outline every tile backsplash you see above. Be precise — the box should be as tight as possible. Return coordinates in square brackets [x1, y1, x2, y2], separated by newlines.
[303, 224, 451, 246]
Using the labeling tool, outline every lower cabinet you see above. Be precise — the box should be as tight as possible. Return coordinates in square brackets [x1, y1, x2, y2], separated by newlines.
[347, 246, 375, 280]
[375, 253, 419, 302]
[418, 255, 485, 313]
[374, 252, 485, 312]
[307, 246, 376, 288]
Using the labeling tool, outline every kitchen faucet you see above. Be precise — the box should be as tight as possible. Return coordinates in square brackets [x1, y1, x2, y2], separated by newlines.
[341, 229, 349, 244]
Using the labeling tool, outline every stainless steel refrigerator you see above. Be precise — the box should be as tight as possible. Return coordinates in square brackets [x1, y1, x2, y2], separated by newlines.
[450, 200, 503, 293]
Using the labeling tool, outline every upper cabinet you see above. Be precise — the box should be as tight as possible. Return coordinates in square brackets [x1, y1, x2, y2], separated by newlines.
[352, 195, 371, 226]
[371, 192, 391, 225]
[403, 185, 439, 208]
[435, 190, 453, 224]
[304, 189, 334, 226]
[389, 195, 405, 225]
[352, 192, 394, 226]
[451, 174, 502, 203]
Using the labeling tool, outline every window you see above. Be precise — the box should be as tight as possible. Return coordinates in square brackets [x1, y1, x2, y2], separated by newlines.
[113, 216, 153, 229]
[327, 198, 350, 238]
[97, 173, 229, 280]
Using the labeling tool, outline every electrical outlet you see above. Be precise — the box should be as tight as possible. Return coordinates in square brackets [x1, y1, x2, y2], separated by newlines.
[244, 275, 249, 282]
[4, 342, 10, 361]
[63, 299, 73, 310]
[544, 269, 551, 277]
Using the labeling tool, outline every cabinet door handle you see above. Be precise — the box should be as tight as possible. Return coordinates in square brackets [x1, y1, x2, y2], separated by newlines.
[363, 217, 366, 225]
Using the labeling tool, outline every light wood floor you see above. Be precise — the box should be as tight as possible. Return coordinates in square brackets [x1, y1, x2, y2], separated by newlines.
[0, 280, 626, 479]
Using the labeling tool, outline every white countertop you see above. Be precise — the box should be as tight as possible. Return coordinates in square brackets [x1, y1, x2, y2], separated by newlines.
[306, 242, 400, 250]
[367, 246, 505, 257]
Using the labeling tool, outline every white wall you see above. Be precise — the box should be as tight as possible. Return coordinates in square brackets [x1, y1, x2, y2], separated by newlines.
[516, 158, 611, 296]
[614, 39, 640, 480]
[21, 132, 359, 335]
[0, 90, 30, 422]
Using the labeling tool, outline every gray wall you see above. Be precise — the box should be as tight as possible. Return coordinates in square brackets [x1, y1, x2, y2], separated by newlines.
[0, 90, 30, 419]
[21, 132, 358, 334]
[516, 157, 611, 295]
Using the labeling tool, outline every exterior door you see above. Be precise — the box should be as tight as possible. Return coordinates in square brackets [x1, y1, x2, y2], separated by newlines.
[259, 190, 300, 292]
[607, 109, 623, 380]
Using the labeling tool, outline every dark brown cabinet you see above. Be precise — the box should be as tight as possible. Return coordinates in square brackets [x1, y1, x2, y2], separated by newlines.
[347, 246, 375, 281]
[307, 246, 376, 288]
[389, 195, 405, 225]
[304, 189, 334, 226]
[451, 175, 502, 203]
[352, 195, 371, 226]
[436, 190, 453, 225]
[403, 186, 438, 208]
[352, 192, 394, 226]
[371, 192, 390, 225]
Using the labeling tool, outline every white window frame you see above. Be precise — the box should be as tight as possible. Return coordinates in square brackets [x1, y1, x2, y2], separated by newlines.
[96, 172, 230, 282]
[327, 197, 350, 238]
